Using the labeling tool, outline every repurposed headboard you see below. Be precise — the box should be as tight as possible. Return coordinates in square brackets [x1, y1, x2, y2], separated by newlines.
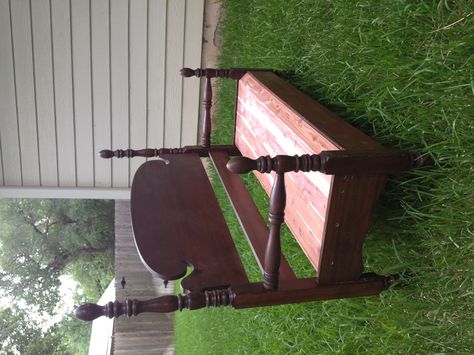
[75, 68, 431, 321]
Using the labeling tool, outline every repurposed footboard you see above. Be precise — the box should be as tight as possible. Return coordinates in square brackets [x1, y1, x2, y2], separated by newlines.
[75, 68, 431, 322]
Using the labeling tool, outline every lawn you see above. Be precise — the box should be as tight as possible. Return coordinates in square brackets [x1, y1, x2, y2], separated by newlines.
[175, 1, 474, 353]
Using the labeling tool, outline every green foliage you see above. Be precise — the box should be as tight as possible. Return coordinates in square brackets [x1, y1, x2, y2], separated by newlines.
[0, 306, 67, 355]
[0, 199, 114, 310]
[176, 0, 474, 353]
[0, 199, 114, 353]
[55, 314, 92, 355]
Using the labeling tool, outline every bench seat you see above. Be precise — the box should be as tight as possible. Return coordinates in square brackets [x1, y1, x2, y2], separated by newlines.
[75, 68, 431, 322]
[235, 72, 387, 283]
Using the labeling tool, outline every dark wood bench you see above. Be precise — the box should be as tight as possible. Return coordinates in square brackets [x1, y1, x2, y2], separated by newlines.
[75, 68, 431, 321]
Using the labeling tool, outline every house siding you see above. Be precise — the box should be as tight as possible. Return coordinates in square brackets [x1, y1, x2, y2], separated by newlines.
[0, 0, 204, 196]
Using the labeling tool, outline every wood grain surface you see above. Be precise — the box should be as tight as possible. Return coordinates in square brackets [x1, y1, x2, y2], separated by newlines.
[131, 154, 248, 292]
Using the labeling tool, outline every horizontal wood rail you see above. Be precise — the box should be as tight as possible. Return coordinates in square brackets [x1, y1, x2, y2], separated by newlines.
[209, 150, 297, 282]
[74, 273, 398, 320]
[227, 150, 433, 176]
[231, 273, 397, 309]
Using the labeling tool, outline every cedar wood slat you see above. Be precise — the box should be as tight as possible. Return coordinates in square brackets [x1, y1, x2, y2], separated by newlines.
[236, 74, 335, 269]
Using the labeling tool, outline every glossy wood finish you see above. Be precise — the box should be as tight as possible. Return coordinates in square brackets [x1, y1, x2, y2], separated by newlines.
[99, 145, 240, 159]
[227, 150, 430, 176]
[75, 273, 397, 321]
[317, 150, 434, 174]
[264, 172, 285, 290]
[231, 273, 396, 309]
[130, 154, 248, 292]
[209, 150, 297, 281]
[75, 288, 236, 320]
[202, 77, 212, 147]
[180, 67, 246, 80]
[227, 154, 322, 174]
[180, 67, 246, 148]
[318, 174, 388, 283]
[74, 68, 431, 323]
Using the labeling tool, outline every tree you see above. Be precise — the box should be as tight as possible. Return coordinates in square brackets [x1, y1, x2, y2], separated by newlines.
[0, 305, 68, 355]
[0, 199, 114, 354]
[0, 198, 114, 313]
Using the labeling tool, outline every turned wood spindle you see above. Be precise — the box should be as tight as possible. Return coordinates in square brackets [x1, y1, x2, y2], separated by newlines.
[226, 151, 434, 176]
[98, 147, 196, 160]
[202, 76, 212, 148]
[180, 67, 247, 149]
[74, 289, 235, 321]
[180, 67, 246, 80]
[226, 154, 305, 290]
[264, 173, 286, 290]
[226, 154, 322, 175]
[74, 296, 182, 321]
[100, 148, 156, 159]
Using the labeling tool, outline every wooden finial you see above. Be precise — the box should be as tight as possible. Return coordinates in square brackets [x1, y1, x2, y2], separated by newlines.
[99, 149, 115, 159]
[180, 67, 198, 77]
[74, 302, 109, 321]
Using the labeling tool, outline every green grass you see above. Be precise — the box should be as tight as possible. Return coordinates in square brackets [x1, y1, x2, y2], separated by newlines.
[175, 1, 474, 353]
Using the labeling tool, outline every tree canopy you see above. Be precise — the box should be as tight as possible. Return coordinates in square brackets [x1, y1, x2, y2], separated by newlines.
[0, 199, 115, 354]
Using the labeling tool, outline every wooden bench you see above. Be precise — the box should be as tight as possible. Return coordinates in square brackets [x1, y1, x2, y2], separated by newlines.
[76, 69, 431, 321]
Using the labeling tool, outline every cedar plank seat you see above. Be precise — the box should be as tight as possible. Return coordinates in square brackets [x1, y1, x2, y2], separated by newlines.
[75, 68, 431, 321]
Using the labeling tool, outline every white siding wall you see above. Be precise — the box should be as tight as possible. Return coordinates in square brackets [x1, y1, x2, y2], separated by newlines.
[0, 0, 204, 197]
